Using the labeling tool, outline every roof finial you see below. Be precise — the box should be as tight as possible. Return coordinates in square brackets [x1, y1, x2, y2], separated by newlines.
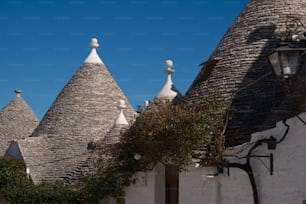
[15, 89, 22, 97]
[84, 37, 104, 64]
[90, 38, 99, 49]
[155, 59, 181, 101]
[114, 100, 129, 127]
[164, 59, 174, 75]
[165, 59, 173, 69]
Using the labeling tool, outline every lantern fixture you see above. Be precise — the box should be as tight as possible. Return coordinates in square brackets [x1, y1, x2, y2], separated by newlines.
[268, 15, 306, 81]
[268, 41, 306, 79]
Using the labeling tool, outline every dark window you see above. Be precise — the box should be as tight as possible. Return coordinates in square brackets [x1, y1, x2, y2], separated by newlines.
[166, 165, 179, 204]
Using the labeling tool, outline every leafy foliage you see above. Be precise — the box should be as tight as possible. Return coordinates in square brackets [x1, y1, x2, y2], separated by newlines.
[83, 99, 226, 201]
[0, 157, 80, 204]
[117, 100, 226, 170]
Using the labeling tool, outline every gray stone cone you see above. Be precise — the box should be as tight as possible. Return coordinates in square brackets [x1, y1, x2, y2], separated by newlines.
[0, 94, 38, 156]
[31, 62, 135, 139]
[185, 0, 306, 146]
[22, 62, 136, 184]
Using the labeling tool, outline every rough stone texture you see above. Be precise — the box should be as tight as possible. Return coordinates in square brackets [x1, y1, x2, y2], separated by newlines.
[19, 62, 136, 184]
[185, 0, 306, 147]
[0, 95, 38, 156]
[69, 125, 128, 183]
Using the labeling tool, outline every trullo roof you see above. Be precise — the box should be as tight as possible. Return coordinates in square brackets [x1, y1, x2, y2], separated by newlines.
[13, 38, 136, 184]
[0, 90, 38, 156]
[185, 0, 306, 147]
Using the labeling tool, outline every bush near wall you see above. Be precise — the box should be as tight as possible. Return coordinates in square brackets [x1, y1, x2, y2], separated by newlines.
[0, 157, 125, 203]
[0, 157, 81, 204]
[116, 100, 226, 170]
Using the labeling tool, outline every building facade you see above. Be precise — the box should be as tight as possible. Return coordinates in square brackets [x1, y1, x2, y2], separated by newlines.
[3, 0, 306, 203]
[123, 0, 306, 203]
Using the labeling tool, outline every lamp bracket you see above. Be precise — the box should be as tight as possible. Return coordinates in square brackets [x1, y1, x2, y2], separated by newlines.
[250, 153, 274, 175]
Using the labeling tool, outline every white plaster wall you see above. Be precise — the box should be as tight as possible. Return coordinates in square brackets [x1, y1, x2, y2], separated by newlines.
[179, 167, 210, 204]
[218, 168, 253, 204]
[179, 166, 253, 204]
[124, 164, 165, 204]
[180, 113, 306, 204]
[221, 112, 306, 204]
[125, 164, 253, 204]
[124, 171, 155, 204]
[250, 113, 306, 204]
[124, 163, 253, 204]
[124, 113, 306, 204]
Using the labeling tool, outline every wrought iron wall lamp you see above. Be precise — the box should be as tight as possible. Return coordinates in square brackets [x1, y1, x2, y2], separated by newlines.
[268, 16, 306, 86]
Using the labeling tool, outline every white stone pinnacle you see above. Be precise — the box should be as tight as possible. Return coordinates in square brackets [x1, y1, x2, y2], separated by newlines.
[90, 38, 99, 48]
[155, 59, 178, 101]
[114, 100, 129, 127]
[84, 38, 104, 64]
[15, 89, 22, 97]
[165, 59, 173, 68]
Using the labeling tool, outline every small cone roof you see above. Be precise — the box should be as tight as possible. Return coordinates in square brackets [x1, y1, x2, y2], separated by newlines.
[0, 90, 38, 155]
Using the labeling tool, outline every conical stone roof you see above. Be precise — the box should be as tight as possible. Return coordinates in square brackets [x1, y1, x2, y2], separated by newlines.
[21, 38, 136, 184]
[185, 0, 306, 147]
[0, 90, 38, 156]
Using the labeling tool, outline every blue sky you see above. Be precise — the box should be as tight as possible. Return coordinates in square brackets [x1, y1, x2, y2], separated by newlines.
[0, 0, 248, 119]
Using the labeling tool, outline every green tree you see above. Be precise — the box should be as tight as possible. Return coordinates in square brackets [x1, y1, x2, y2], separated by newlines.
[116, 100, 226, 170]
[87, 99, 227, 202]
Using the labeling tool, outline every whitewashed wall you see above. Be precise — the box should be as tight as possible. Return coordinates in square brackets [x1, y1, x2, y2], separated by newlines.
[179, 166, 253, 204]
[124, 113, 306, 204]
[215, 112, 306, 204]
[248, 112, 306, 204]
[124, 163, 165, 204]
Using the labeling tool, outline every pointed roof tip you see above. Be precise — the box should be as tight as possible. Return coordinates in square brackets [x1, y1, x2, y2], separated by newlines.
[155, 59, 182, 101]
[15, 89, 22, 97]
[114, 99, 129, 127]
[84, 38, 104, 64]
